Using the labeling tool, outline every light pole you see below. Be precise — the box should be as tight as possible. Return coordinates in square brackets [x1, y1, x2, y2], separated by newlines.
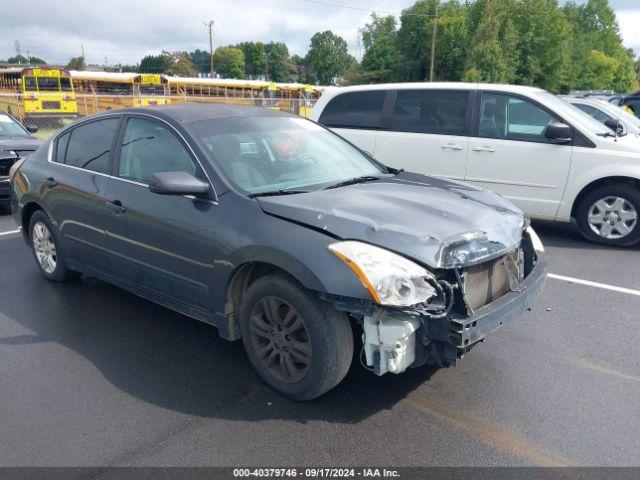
[205, 20, 215, 78]
[429, 6, 438, 82]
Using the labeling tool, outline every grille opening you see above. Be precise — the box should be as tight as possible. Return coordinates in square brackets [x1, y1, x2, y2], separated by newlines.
[462, 250, 523, 311]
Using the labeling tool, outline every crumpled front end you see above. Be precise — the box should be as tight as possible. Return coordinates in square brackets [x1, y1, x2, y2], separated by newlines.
[359, 226, 547, 375]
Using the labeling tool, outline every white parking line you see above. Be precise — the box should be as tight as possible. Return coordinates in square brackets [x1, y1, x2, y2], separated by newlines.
[0, 229, 20, 237]
[549, 273, 640, 297]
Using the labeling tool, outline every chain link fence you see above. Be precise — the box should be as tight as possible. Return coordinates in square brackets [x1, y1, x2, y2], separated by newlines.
[0, 93, 317, 139]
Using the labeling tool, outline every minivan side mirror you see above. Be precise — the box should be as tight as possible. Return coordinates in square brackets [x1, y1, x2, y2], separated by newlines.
[148, 171, 210, 196]
[26, 125, 39, 134]
[604, 118, 624, 134]
[545, 122, 572, 144]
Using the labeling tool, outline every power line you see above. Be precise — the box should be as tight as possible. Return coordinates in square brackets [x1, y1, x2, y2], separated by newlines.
[299, 0, 437, 17]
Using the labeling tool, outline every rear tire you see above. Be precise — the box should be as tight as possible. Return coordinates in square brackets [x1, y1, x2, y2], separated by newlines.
[575, 185, 640, 247]
[239, 272, 353, 401]
[29, 210, 80, 282]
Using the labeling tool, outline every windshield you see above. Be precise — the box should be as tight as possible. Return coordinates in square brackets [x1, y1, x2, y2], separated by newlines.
[0, 113, 29, 137]
[192, 116, 387, 194]
[534, 91, 611, 135]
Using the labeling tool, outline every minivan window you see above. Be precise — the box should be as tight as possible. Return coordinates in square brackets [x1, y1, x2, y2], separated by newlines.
[573, 103, 611, 124]
[389, 90, 469, 135]
[479, 93, 559, 143]
[61, 118, 119, 174]
[119, 117, 198, 184]
[318, 91, 385, 129]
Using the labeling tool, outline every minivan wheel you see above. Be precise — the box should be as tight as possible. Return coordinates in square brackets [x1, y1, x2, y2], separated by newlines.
[29, 210, 80, 281]
[576, 185, 640, 246]
[238, 272, 353, 401]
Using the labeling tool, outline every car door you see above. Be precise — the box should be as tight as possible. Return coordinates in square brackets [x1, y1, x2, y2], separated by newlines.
[374, 89, 471, 180]
[316, 90, 386, 153]
[465, 91, 572, 219]
[44, 116, 121, 271]
[103, 115, 221, 311]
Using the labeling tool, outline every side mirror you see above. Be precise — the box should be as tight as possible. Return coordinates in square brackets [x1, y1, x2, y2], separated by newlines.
[544, 122, 572, 144]
[604, 118, 624, 135]
[26, 125, 39, 134]
[148, 171, 210, 196]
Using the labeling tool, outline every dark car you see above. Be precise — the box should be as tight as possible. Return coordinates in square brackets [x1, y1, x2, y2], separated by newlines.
[10, 105, 546, 400]
[0, 111, 42, 207]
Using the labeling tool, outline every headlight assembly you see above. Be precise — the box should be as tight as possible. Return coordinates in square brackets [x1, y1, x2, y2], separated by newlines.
[327, 241, 437, 307]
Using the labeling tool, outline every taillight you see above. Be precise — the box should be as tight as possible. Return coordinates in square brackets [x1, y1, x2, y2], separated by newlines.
[27, 95, 37, 101]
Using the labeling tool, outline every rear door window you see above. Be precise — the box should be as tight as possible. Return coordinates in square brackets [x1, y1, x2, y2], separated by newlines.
[59, 118, 120, 174]
[318, 91, 385, 129]
[389, 90, 469, 135]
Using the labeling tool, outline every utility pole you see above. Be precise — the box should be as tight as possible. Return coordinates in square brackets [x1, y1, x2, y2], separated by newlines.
[81, 43, 85, 59]
[429, 6, 438, 82]
[264, 52, 269, 81]
[205, 20, 214, 78]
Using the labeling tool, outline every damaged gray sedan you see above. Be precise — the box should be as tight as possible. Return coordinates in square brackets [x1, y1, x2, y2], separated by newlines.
[11, 105, 546, 400]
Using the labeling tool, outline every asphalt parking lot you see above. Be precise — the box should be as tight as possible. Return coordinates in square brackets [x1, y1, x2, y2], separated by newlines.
[0, 207, 639, 467]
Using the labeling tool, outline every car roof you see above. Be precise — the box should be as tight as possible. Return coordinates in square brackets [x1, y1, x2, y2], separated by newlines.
[320, 82, 546, 95]
[106, 103, 296, 124]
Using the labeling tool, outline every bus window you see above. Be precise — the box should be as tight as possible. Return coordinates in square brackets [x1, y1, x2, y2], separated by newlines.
[139, 85, 165, 95]
[60, 77, 73, 91]
[37, 77, 60, 92]
[24, 76, 37, 91]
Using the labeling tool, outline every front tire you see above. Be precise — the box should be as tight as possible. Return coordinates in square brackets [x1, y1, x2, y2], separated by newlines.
[29, 210, 80, 282]
[575, 185, 640, 246]
[239, 272, 353, 401]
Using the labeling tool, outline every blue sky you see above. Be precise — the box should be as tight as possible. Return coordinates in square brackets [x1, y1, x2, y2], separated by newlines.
[0, 0, 638, 66]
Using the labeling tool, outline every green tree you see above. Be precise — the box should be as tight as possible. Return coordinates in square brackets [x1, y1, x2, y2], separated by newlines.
[7, 54, 47, 65]
[360, 14, 399, 83]
[514, 0, 572, 92]
[306, 31, 351, 85]
[139, 54, 171, 73]
[164, 51, 198, 77]
[434, 0, 471, 81]
[396, 0, 438, 81]
[265, 42, 292, 82]
[464, 0, 519, 83]
[66, 56, 86, 70]
[237, 42, 266, 78]
[189, 49, 211, 74]
[214, 46, 245, 78]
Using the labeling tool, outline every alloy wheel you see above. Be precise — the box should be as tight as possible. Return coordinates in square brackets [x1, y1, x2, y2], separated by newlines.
[32, 221, 57, 274]
[248, 296, 312, 384]
[587, 196, 638, 240]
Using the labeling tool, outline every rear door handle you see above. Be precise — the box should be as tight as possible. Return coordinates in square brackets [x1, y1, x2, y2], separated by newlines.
[441, 143, 464, 151]
[472, 146, 495, 153]
[43, 177, 57, 188]
[106, 199, 126, 214]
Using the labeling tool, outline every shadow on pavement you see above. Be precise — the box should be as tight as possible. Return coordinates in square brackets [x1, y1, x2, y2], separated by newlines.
[532, 220, 640, 252]
[0, 263, 440, 424]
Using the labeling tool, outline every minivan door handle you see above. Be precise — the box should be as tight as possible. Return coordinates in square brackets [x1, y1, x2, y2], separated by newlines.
[43, 177, 57, 188]
[105, 199, 126, 214]
[441, 143, 464, 151]
[472, 146, 495, 153]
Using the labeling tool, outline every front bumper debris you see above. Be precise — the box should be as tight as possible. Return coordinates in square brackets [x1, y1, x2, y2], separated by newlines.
[361, 253, 547, 375]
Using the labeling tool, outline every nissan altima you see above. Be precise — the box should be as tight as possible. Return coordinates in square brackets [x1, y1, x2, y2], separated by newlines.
[10, 105, 546, 400]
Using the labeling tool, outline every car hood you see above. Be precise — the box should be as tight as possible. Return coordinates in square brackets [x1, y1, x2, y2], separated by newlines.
[257, 172, 526, 269]
[0, 136, 43, 153]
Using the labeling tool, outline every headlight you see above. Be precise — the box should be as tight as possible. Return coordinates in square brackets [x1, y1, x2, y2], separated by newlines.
[327, 241, 436, 306]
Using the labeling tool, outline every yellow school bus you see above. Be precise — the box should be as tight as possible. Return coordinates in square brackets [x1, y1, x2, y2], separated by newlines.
[166, 76, 280, 107]
[70, 71, 170, 115]
[0, 67, 77, 122]
[276, 83, 324, 117]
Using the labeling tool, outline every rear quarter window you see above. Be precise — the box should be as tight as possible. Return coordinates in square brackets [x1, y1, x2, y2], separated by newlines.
[318, 91, 385, 129]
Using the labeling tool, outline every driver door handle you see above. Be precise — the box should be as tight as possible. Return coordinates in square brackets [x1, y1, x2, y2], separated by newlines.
[105, 199, 126, 214]
[441, 143, 464, 151]
[472, 145, 495, 153]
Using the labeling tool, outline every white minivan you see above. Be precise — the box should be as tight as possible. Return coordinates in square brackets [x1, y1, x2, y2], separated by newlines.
[311, 83, 640, 246]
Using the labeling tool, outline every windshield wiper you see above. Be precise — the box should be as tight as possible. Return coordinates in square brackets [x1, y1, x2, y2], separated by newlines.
[248, 189, 310, 198]
[322, 175, 385, 190]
